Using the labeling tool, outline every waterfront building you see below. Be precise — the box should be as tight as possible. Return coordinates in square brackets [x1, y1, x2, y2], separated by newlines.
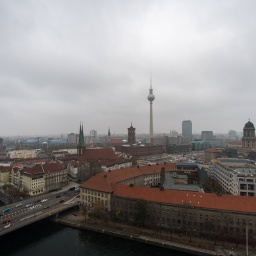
[80, 162, 256, 240]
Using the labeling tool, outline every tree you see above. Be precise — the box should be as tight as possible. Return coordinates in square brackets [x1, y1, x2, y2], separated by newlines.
[93, 200, 104, 218]
[133, 200, 148, 226]
[111, 206, 121, 220]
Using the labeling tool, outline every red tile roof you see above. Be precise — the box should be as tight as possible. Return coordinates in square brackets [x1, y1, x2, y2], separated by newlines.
[80, 163, 176, 191]
[204, 148, 221, 153]
[108, 138, 124, 144]
[42, 162, 65, 173]
[79, 148, 117, 161]
[112, 184, 256, 214]
[80, 174, 113, 193]
[22, 162, 65, 176]
[0, 166, 12, 173]
[97, 162, 176, 183]
[80, 161, 256, 214]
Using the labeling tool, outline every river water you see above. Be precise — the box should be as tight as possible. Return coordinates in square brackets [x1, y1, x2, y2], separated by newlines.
[0, 220, 190, 256]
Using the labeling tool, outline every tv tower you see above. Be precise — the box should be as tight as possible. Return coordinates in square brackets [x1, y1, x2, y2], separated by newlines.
[147, 75, 155, 144]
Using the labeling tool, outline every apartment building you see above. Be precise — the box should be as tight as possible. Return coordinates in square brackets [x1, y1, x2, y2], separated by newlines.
[9, 162, 68, 196]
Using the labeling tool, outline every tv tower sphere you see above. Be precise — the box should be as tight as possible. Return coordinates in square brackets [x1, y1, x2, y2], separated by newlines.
[148, 92, 155, 102]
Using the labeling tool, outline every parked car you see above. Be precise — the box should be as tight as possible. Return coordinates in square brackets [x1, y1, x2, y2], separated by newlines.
[16, 203, 23, 208]
[41, 199, 48, 203]
[25, 204, 33, 208]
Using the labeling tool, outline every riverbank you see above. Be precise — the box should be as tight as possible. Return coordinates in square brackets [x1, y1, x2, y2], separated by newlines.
[51, 210, 255, 256]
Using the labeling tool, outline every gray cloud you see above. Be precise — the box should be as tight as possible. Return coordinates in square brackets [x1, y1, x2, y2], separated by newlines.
[1, 0, 256, 136]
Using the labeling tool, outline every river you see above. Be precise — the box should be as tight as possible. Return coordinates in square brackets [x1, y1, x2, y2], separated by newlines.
[0, 220, 190, 256]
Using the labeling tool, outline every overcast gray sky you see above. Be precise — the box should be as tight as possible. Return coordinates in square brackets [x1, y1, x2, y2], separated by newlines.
[1, 0, 256, 137]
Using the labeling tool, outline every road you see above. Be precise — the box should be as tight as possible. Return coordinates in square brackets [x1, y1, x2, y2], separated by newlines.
[0, 188, 80, 235]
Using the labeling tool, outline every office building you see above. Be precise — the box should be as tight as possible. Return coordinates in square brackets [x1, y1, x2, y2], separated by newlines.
[182, 120, 192, 137]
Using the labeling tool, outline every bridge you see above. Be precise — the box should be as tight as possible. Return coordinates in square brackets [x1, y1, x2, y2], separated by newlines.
[0, 190, 80, 236]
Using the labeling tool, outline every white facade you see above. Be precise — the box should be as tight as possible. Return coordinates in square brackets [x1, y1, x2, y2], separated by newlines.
[210, 158, 256, 196]
[67, 133, 78, 145]
[8, 150, 37, 159]
[101, 161, 132, 172]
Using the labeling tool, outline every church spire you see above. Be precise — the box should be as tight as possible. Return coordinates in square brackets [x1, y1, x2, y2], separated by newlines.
[78, 123, 85, 146]
[77, 123, 86, 156]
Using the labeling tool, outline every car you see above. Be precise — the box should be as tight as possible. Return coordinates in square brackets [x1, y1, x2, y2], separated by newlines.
[41, 199, 48, 203]
[59, 200, 64, 203]
[26, 204, 33, 207]
[30, 206, 35, 210]
[2, 208, 10, 214]
[56, 195, 61, 198]
[16, 203, 23, 208]
[4, 223, 11, 228]
[2, 219, 11, 224]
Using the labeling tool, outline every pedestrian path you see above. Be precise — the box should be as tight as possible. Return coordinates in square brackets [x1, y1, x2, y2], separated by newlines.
[53, 211, 256, 256]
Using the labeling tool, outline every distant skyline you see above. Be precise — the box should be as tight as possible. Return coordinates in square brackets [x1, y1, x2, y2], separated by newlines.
[1, 1, 256, 136]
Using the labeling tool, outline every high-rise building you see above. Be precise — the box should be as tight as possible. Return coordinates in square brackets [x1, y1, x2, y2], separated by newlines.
[89, 130, 98, 145]
[67, 133, 78, 145]
[90, 130, 97, 137]
[182, 120, 192, 137]
[147, 75, 155, 144]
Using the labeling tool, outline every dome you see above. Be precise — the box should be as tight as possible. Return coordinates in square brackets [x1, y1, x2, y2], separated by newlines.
[244, 121, 255, 129]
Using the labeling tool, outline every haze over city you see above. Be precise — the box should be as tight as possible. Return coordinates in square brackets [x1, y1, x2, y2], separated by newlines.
[1, 0, 256, 136]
